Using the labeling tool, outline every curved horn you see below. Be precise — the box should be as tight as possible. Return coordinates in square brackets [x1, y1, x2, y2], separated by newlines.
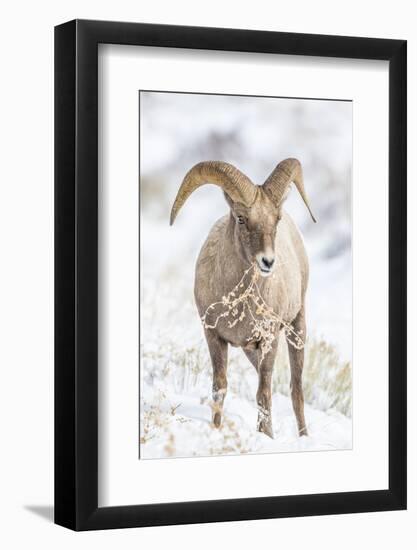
[170, 161, 257, 225]
[262, 158, 316, 223]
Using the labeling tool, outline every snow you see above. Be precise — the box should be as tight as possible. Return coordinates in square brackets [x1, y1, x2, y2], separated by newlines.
[141, 377, 352, 460]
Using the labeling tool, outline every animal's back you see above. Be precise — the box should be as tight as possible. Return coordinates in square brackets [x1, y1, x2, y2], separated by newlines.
[194, 214, 230, 317]
[276, 211, 309, 301]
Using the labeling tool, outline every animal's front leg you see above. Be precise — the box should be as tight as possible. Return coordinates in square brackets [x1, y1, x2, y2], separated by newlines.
[256, 343, 277, 439]
[205, 331, 228, 428]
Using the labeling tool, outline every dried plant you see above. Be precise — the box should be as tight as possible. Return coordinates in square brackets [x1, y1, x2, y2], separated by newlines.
[201, 263, 304, 364]
[272, 337, 352, 417]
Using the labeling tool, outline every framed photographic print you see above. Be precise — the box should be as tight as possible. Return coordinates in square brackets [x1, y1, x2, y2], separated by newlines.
[55, 20, 407, 530]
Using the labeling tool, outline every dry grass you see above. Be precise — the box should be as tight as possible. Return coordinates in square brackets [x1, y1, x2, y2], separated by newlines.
[142, 334, 351, 419]
[140, 331, 351, 458]
[273, 335, 352, 417]
[202, 263, 304, 365]
[142, 341, 209, 393]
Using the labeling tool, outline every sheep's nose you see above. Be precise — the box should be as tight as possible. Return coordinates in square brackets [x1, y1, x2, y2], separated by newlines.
[261, 257, 275, 269]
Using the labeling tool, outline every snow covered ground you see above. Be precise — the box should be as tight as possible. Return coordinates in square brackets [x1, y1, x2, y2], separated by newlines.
[141, 385, 352, 459]
[139, 92, 352, 459]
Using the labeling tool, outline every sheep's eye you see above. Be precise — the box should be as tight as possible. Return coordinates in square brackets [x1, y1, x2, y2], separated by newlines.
[237, 216, 245, 225]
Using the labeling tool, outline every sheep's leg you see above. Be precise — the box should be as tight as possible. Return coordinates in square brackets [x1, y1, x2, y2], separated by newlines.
[256, 343, 277, 439]
[206, 331, 228, 428]
[287, 309, 308, 436]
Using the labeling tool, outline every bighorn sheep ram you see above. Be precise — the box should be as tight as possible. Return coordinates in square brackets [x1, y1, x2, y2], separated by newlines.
[170, 158, 316, 438]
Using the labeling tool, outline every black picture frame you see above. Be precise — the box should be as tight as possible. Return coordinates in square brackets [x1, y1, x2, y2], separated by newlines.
[55, 19, 407, 531]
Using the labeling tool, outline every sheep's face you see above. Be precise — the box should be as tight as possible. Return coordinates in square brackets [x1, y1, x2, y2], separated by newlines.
[227, 190, 281, 277]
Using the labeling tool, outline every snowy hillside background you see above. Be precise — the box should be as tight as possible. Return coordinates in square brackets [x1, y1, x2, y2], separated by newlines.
[139, 92, 352, 459]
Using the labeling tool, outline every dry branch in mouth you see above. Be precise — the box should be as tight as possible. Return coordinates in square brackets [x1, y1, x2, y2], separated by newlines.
[201, 263, 304, 364]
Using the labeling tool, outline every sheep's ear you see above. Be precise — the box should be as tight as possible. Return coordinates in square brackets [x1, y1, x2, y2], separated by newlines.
[277, 185, 292, 215]
[223, 190, 235, 209]
[223, 191, 251, 216]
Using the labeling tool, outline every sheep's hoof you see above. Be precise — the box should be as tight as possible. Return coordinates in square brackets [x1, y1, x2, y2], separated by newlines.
[213, 412, 222, 428]
[258, 418, 274, 439]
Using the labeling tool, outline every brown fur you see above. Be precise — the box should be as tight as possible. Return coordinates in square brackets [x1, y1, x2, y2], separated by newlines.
[194, 187, 309, 438]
